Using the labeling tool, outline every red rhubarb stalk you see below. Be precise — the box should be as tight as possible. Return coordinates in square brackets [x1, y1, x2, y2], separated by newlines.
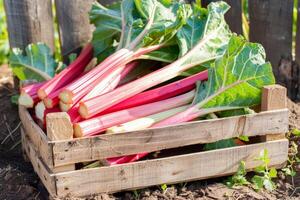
[38, 44, 93, 100]
[79, 59, 207, 119]
[102, 70, 208, 115]
[67, 62, 137, 122]
[74, 90, 195, 137]
[19, 82, 46, 108]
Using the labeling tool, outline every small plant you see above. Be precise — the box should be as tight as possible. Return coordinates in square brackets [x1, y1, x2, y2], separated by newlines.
[281, 129, 300, 185]
[160, 184, 168, 192]
[226, 161, 250, 188]
[251, 149, 277, 191]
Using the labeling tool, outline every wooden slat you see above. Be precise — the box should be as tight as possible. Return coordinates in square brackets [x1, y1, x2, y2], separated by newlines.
[52, 109, 289, 166]
[201, 0, 242, 34]
[21, 129, 56, 196]
[261, 85, 287, 141]
[4, 0, 55, 51]
[54, 0, 94, 58]
[249, 0, 293, 79]
[19, 105, 53, 168]
[46, 113, 75, 173]
[55, 139, 288, 196]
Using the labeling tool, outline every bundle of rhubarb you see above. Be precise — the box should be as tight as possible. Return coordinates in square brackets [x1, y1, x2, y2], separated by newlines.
[11, 0, 275, 165]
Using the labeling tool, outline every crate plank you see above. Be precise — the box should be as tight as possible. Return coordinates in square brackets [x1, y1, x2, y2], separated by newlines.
[52, 109, 288, 166]
[4, 0, 55, 51]
[261, 85, 287, 141]
[249, 0, 293, 79]
[21, 129, 56, 196]
[201, 0, 242, 34]
[55, 139, 288, 196]
[19, 105, 53, 168]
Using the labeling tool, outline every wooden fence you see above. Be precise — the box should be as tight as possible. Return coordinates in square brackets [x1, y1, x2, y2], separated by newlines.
[4, 0, 300, 100]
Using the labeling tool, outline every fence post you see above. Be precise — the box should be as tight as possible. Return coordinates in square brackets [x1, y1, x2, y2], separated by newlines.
[4, 0, 55, 51]
[201, 0, 242, 34]
[54, 0, 94, 59]
[249, 0, 293, 80]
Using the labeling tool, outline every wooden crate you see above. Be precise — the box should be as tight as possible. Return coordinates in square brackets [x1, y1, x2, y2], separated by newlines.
[20, 85, 289, 198]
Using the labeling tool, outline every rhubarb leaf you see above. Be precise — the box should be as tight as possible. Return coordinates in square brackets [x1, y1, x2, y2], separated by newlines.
[124, 0, 190, 50]
[177, 1, 232, 66]
[89, 2, 122, 57]
[194, 35, 275, 110]
[139, 45, 179, 63]
[9, 43, 57, 81]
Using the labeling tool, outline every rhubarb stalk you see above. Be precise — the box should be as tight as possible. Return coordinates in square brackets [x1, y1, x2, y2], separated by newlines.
[38, 44, 93, 100]
[74, 90, 195, 137]
[19, 82, 46, 108]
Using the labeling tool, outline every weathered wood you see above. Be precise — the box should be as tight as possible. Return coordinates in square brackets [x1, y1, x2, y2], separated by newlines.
[296, 0, 300, 65]
[261, 85, 287, 141]
[52, 109, 288, 166]
[19, 105, 53, 168]
[46, 113, 73, 141]
[54, 0, 94, 58]
[201, 0, 242, 34]
[4, 0, 55, 51]
[249, 0, 293, 79]
[55, 139, 288, 196]
[21, 129, 56, 196]
[46, 112, 75, 172]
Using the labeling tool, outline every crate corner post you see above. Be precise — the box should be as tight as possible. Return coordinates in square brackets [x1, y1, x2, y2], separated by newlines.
[46, 112, 75, 173]
[261, 84, 288, 141]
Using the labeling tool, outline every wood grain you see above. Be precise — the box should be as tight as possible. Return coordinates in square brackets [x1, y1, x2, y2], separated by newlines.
[54, 0, 94, 58]
[55, 140, 288, 197]
[46, 112, 75, 172]
[19, 105, 53, 168]
[261, 85, 287, 140]
[249, 0, 293, 79]
[21, 129, 56, 196]
[4, 0, 55, 51]
[52, 109, 288, 166]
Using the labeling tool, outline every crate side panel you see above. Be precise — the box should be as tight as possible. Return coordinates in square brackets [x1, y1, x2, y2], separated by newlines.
[52, 109, 288, 166]
[21, 130, 56, 196]
[19, 105, 53, 167]
[55, 140, 288, 196]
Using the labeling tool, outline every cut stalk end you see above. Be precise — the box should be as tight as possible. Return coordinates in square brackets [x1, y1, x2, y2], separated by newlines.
[37, 89, 47, 100]
[59, 90, 74, 104]
[79, 103, 89, 119]
[18, 93, 34, 108]
[43, 98, 53, 109]
[73, 124, 83, 138]
[59, 101, 72, 112]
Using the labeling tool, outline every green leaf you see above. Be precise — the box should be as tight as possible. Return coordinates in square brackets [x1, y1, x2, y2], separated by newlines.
[177, 1, 232, 66]
[161, 184, 167, 191]
[269, 167, 277, 178]
[193, 35, 275, 111]
[89, 2, 122, 57]
[140, 45, 179, 63]
[254, 165, 265, 174]
[9, 43, 57, 81]
[204, 138, 236, 151]
[292, 128, 300, 137]
[251, 175, 264, 190]
[238, 135, 249, 142]
[10, 95, 19, 105]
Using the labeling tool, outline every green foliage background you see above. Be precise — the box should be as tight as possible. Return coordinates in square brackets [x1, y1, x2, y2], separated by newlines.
[0, 2, 9, 65]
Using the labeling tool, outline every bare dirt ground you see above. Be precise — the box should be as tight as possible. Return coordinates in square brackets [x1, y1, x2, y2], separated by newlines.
[1, 64, 300, 200]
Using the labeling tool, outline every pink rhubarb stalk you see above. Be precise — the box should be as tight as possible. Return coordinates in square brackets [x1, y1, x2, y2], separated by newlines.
[67, 62, 137, 122]
[102, 70, 208, 115]
[19, 82, 46, 108]
[38, 44, 93, 100]
[79, 58, 208, 119]
[59, 45, 162, 104]
[74, 90, 195, 137]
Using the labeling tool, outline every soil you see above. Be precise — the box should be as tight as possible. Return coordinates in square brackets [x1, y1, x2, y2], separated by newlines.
[1, 64, 300, 200]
